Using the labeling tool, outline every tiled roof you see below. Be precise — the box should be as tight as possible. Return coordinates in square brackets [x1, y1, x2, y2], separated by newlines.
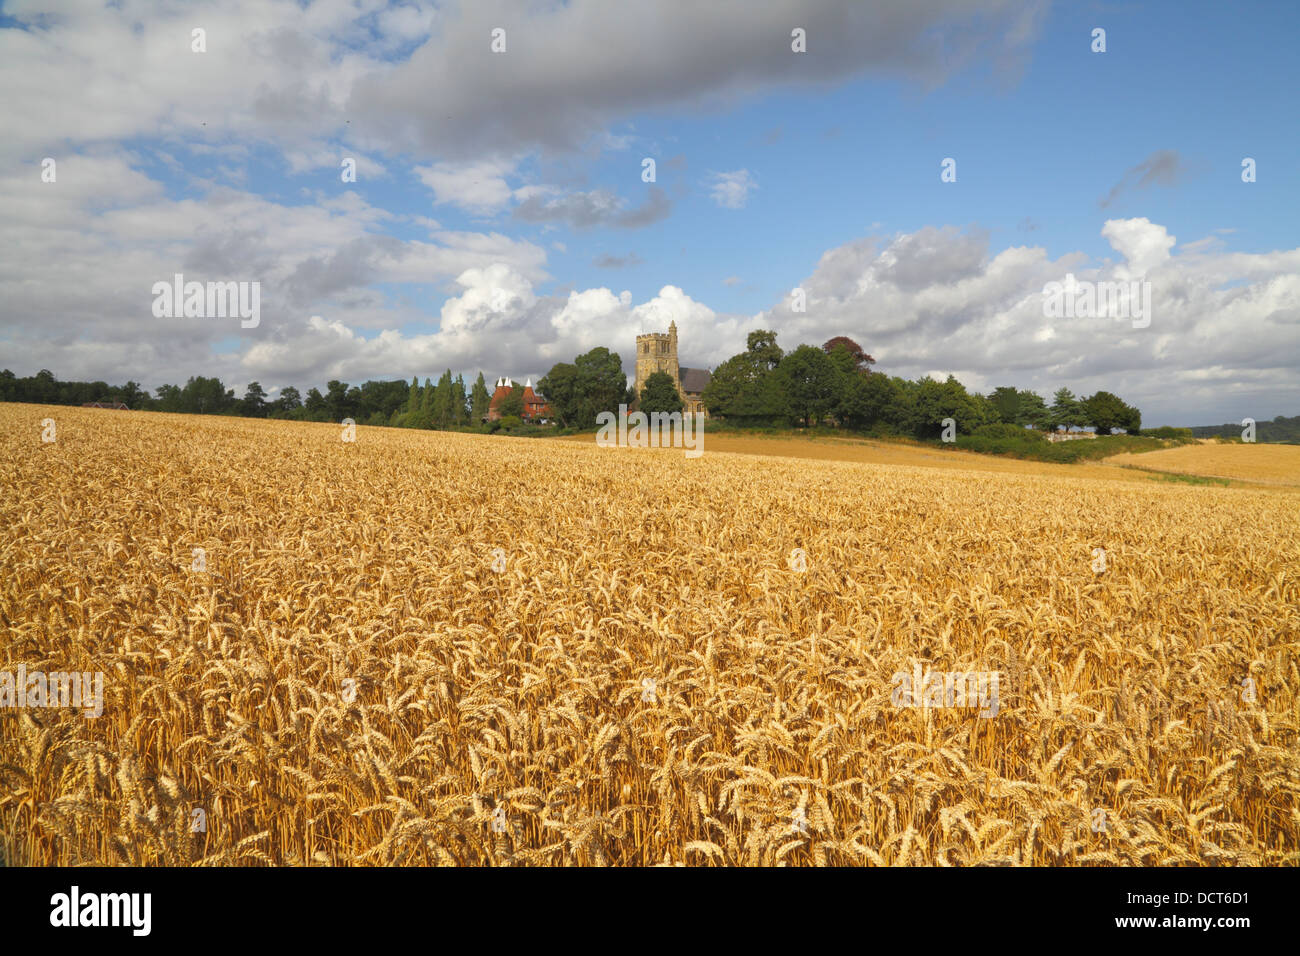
[680, 367, 711, 393]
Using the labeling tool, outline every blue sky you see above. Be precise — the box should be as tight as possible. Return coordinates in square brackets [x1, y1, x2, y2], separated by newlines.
[1, 0, 1297, 424]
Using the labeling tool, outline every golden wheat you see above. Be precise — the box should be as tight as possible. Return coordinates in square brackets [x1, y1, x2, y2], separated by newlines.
[1, 403, 1297, 866]
[1107, 442, 1300, 486]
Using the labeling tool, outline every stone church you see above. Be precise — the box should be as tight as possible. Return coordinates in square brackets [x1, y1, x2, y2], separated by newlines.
[634, 321, 711, 416]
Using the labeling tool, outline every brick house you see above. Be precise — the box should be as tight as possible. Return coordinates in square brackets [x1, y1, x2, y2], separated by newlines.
[487, 377, 552, 422]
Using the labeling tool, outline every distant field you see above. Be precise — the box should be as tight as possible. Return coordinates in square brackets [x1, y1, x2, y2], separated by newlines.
[1107, 443, 1300, 487]
[564, 430, 1231, 486]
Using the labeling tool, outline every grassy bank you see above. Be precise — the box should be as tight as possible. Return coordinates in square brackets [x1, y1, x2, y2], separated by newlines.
[951, 430, 1187, 463]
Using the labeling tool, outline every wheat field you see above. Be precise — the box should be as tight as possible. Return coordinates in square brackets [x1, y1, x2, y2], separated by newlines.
[2, 404, 1297, 866]
[1107, 442, 1300, 487]
[564, 429, 1168, 484]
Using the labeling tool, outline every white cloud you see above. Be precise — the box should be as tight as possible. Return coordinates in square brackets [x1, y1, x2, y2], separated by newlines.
[747, 219, 1300, 425]
[414, 158, 519, 214]
[438, 263, 538, 335]
[709, 169, 757, 209]
[1101, 217, 1175, 278]
[0, 151, 548, 380]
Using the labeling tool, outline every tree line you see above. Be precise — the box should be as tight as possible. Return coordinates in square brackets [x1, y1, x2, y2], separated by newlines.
[3, 332, 1145, 439]
[0, 367, 496, 430]
[692, 333, 1142, 437]
[1189, 414, 1300, 444]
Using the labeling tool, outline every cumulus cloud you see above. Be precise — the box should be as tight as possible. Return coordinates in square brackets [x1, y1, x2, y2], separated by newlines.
[748, 218, 1300, 424]
[1100, 217, 1176, 278]
[247, 272, 724, 387]
[0, 151, 548, 377]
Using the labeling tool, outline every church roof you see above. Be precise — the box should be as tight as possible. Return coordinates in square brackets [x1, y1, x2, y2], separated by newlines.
[680, 367, 711, 393]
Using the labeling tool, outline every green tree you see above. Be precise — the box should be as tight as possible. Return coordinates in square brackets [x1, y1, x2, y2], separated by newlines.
[304, 387, 327, 420]
[537, 363, 579, 427]
[700, 353, 753, 415]
[1118, 402, 1141, 434]
[155, 383, 182, 412]
[731, 372, 788, 422]
[776, 345, 839, 426]
[274, 385, 302, 414]
[470, 372, 491, 422]
[241, 381, 268, 417]
[912, 375, 989, 438]
[1050, 387, 1082, 433]
[990, 386, 1021, 424]
[1083, 390, 1139, 435]
[451, 374, 469, 425]
[324, 380, 352, 421]
[745, 330, 783, 370]
[355, 379, 407, 422]
[640, 371, 684, 415]
[117, 380, 146, 409]
[406, 376, 421, 419]
[300, 387, 322, 419]
[701, 330, 785, 421]
[30, 369, 58, 404]
[837, 370, 896, 429]
[497, 383, 525, 419]
[573, 347, 627, 427]
[411, 377, 433, 428]
[824, 343, 858, 379]
[1016, 390, 1051, 429]
[433, 369, 453, 428]
[180, 376, 235, 415]
[538, 349, 626, 428]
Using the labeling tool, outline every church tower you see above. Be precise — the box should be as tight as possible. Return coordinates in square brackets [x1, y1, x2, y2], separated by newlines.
[634, 319, 680, 401]
[633, 319, 710, 415]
